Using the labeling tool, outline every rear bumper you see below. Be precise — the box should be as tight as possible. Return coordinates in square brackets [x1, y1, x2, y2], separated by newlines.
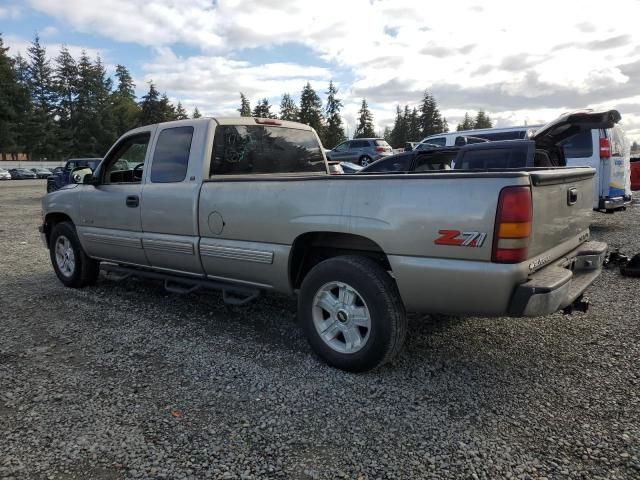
[507, 241, 607, 317]
[598, 196, 628, 210]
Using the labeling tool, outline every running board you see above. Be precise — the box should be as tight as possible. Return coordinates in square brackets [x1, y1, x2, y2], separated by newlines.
[100, 263, 261, 305]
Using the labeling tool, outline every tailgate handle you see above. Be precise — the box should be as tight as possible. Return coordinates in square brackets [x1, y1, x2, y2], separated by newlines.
[567, 187, 578, 205]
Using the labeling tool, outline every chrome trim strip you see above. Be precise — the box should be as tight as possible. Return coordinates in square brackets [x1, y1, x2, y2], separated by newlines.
[200, 244, 274, 264]
[143, 239, 195, 255]
[83, 233, 142, 249]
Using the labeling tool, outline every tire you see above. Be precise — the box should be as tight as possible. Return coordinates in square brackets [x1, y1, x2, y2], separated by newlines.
[359, 155, 372, 167]
[298, 255, 407, 372]
[49, 221, 100, 288]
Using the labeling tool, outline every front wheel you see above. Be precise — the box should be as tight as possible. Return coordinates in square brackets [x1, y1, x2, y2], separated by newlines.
[359, 155, 372, 167]
[49, 221, 100, 288]
[298, 255, 407, 372]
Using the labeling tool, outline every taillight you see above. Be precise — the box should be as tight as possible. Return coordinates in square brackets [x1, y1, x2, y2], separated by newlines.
[492, 186, 532, 263]
[599, 137, 611, 158]
[375, 146, 385, 152]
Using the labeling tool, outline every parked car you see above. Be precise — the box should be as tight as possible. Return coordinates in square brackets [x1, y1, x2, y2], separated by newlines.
[47, 158, 102, 192]
[0, 168, 11, 180]
[631, 156, 640, 190]
[8, 168, 37, 179]
[325, 138, 393, 166]
[420, 125, 541, 146]
[41, 114, 607, 372]
[360, 147, 459, 173]
[31, 167, 53, 179]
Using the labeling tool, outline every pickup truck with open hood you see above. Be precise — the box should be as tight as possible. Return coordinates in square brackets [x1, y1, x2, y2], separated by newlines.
[40, 112, 611, 372]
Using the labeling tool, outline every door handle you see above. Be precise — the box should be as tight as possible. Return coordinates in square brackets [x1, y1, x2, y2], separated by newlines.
[126, 195, 139, 208]
[567, 187, 578, 205]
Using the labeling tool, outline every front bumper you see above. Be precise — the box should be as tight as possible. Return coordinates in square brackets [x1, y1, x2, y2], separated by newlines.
[507, 241, 607, 317]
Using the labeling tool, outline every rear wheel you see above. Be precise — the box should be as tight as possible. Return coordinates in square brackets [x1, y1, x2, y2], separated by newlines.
[298, 255, 407, 372]
[49, 221, 99, 288]
[359, 155, 372, 167]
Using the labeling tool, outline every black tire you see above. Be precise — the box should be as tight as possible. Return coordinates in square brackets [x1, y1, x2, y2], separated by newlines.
[49, 221, 100, 288]
[359, 155, 372, 167]
[298, 255, 407, 372]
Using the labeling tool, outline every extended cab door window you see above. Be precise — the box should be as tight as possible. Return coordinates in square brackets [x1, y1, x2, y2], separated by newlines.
[103, 133, 151, 184]
[150, 126, 194, 183]
[210, 125, 325, 175]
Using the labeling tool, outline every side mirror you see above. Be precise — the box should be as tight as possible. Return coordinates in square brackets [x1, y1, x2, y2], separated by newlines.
[71, 167, 93, 184]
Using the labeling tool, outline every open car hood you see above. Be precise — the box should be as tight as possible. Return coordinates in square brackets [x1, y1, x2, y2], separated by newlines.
[532, 109, 621, 147]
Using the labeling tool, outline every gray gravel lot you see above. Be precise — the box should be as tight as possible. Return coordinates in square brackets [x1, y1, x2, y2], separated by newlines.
[1, 180, 639, 479]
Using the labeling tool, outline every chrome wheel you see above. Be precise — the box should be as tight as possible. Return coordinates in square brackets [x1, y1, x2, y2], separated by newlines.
[312, 281, 371, 354]
[54, 235, 76, 278]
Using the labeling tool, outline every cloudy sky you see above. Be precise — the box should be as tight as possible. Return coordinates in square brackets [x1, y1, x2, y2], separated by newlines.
[2, 0, 640, 143]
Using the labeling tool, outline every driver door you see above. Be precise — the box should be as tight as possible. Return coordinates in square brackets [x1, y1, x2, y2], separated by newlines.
[77, 128, 155, 266]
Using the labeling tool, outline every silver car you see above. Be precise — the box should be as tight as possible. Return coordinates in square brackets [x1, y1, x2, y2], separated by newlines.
[0, 168, 11, 180]
[326, 138, 392, 166]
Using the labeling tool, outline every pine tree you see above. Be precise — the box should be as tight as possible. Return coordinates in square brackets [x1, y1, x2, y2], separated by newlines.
[252, 98, 275, 118]
[279, 93, 299, 121]
[456, 112, 475, 131]
[192, 107, 202, 118]
[354, 98, 375, 138]
[175, 101, 188, 120]
[238, 92, 251, 117]
[92, 57, 116, 154]
[442, 117, 449, 133]
[111, 64, 139, 136]
[390, 105, 406, 148]
[474, 111, 493, 129]
[138, 82, 163, 126]
[383, 126, 392, 145]
[407, 106, 421, 141]
[24, 36, 59, 160]
[159, 93, 177, 121]
[298, 82, 324, 136]
[0, 34, 28, 157]
[74, 52, 103, 156]
[323, 81, 346, 148]
[53, 46, 78, 156]
[419, 90, 445, 137]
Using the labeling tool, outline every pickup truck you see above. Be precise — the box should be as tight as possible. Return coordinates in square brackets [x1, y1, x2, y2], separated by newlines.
[46, 158, 102, 193]
[40, 114, 609, 372]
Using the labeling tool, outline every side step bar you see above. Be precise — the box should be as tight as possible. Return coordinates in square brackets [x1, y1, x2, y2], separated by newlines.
[100, 263, 261, 305]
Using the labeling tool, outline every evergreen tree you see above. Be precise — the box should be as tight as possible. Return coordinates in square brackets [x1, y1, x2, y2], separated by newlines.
[252, 98, 275, 118]
[407, 106, 421, 141]
[138, 82, 163, 126]
[111, 64, 139, 136]
[0, 34, 28, 157]
[442, 117, 449, 133]
[419, 90, 445, 137]
[323, 81, 346, 148]
[192, 106, 202, 118]
[175, 101, 188, 120]
[159, 93, 177, 121]
[354, 98, 375, 138]
[53, 46, 78, 156]
[92, 57, 116, 154]
[383, 126, 392, 145]
[24, 36, 59, 160]
[456, 112, 475, 131]
[279, 93, 299, 121]
[238, 92, 251, 117]
[474, 111, 493, 129]
[298, 82, 324, 135]
[390, 105, 406, 148]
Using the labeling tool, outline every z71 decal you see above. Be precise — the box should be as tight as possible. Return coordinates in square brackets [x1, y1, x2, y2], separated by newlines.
[434, 230, 487, 247]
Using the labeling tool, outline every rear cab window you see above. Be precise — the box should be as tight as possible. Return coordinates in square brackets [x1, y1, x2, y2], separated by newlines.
[210, 125, 325, 176]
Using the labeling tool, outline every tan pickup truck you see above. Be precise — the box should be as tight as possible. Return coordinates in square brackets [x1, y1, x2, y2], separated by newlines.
[40, 111, 613, 371]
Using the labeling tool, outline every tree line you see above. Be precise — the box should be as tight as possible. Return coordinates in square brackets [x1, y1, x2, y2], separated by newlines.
[0, 34, 196, 161]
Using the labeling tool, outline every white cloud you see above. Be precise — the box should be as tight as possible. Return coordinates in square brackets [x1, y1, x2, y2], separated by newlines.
[3, 34, 106, 61]
[18, 0, 640, 141]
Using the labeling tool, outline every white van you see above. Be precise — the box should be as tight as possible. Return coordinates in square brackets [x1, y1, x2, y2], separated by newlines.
[421, 119, 632, 211]
[561, 125, 631, 212]
[420, 125, 542, 147]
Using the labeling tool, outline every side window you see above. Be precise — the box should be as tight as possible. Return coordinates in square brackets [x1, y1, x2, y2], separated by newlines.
[426, 137, 446, 146]
[104, 133, 151, 183]
[210, 125, 325, 176]
[350, 140, 366, 149]
[150, 126, 194, 183]
[562, 130, 593, 159]
[333, 141, 349, 152]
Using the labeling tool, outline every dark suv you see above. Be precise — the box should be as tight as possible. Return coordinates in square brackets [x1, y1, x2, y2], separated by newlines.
[47, 158, 102, 192]
[325, 138, 393, 166]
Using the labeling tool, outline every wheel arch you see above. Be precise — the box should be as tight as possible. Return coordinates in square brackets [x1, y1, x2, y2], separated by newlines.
[43, 212, 74, 247]
[288, 231, 391, 290]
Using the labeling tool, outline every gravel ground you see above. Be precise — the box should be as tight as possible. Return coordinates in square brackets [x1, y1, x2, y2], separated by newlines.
[0, 180, 639, 479]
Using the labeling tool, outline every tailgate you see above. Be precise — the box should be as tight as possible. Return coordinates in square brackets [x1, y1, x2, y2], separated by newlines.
[528, 168, 595, 259]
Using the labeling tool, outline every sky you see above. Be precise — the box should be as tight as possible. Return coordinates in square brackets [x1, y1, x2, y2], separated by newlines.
[2, 0, 640, 144]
